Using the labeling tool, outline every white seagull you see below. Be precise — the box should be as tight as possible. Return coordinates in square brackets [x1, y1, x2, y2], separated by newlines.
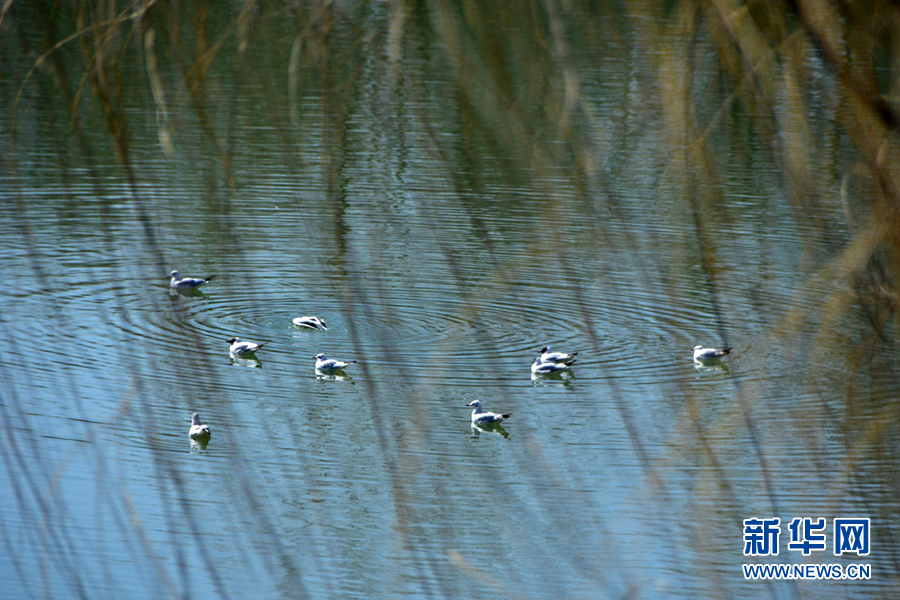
[168, 270, 214, 289]
[189, 413, 211, 440]
[692, 345, 732, 361]
[228, 337, 267, 355]
[314, 353, 355, 372]
[531, 356, 573, 374]
[292, 316, 328, 330]
[466, 400, 511, 425]
[539, 346, 578, 365]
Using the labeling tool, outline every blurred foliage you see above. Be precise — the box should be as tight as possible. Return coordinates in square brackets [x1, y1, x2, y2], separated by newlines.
[4, 0, 900, 596]
[6, 0, 900, 281]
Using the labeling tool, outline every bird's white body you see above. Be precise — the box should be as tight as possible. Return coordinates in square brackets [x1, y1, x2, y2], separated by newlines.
[169, 270, 214, 289]
[531, 357, 572, 374]
[692, 345, 732, 361]
[467, 400, 511, 425]
[314, 353, 355, 372]
[293, 316, 328, 330]
[228, 337, 267, 355]
[189, 413, 211, 440]
[539, 346, 578, 365]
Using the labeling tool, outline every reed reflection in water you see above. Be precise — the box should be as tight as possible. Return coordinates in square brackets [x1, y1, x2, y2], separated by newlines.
[2, 1, 900, 598]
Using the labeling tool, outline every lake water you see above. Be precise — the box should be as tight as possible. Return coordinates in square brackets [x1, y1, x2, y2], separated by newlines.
[2, 3, 898, 599]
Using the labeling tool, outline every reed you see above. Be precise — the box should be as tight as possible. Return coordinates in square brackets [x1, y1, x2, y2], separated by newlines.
[2, 1, 899, 596]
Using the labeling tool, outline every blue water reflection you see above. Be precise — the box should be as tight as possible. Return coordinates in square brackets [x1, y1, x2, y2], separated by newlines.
[2, 3, 898, 599]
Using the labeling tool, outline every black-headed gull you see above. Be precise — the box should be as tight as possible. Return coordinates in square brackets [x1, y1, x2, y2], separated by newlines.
[189, 413, 211, 440]
[228, 337, 267, 355]
[168, 270, 214, 289]
[539, 346, 578, 365]
[531, 356, 573, 374]
[292, 316, 328, 330]
[314, 353, 355, 372]
[692, 345, 732, 361]
[466, 400, 511, 425]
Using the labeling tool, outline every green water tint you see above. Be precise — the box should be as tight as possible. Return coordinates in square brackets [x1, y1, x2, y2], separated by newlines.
[2, 2, 898, 598]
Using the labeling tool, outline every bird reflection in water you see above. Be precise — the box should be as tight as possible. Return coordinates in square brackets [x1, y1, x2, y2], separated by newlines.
[315, 370, 353, 382]
[230, 355, 263, 368]
[471, 422, 510, 439]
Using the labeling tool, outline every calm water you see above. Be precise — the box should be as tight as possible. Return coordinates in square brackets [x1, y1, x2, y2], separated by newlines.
[2, 3, 898, 599]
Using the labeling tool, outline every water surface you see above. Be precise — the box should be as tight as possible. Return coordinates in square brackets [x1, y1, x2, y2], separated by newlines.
[2, 2, 898, 599]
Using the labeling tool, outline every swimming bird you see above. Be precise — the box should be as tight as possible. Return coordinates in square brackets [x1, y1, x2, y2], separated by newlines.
[228, 337, 267, 355]
[292, 316, 328, 330]
[531, 356, 573, 374]
[168, 270, 214, 289]
[692, 345, 732, 361]
[539, 346, 578, 365]
[466, 400, 511, 425]
[189, 413, 211, 440]
[314, 353, 355, 372]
